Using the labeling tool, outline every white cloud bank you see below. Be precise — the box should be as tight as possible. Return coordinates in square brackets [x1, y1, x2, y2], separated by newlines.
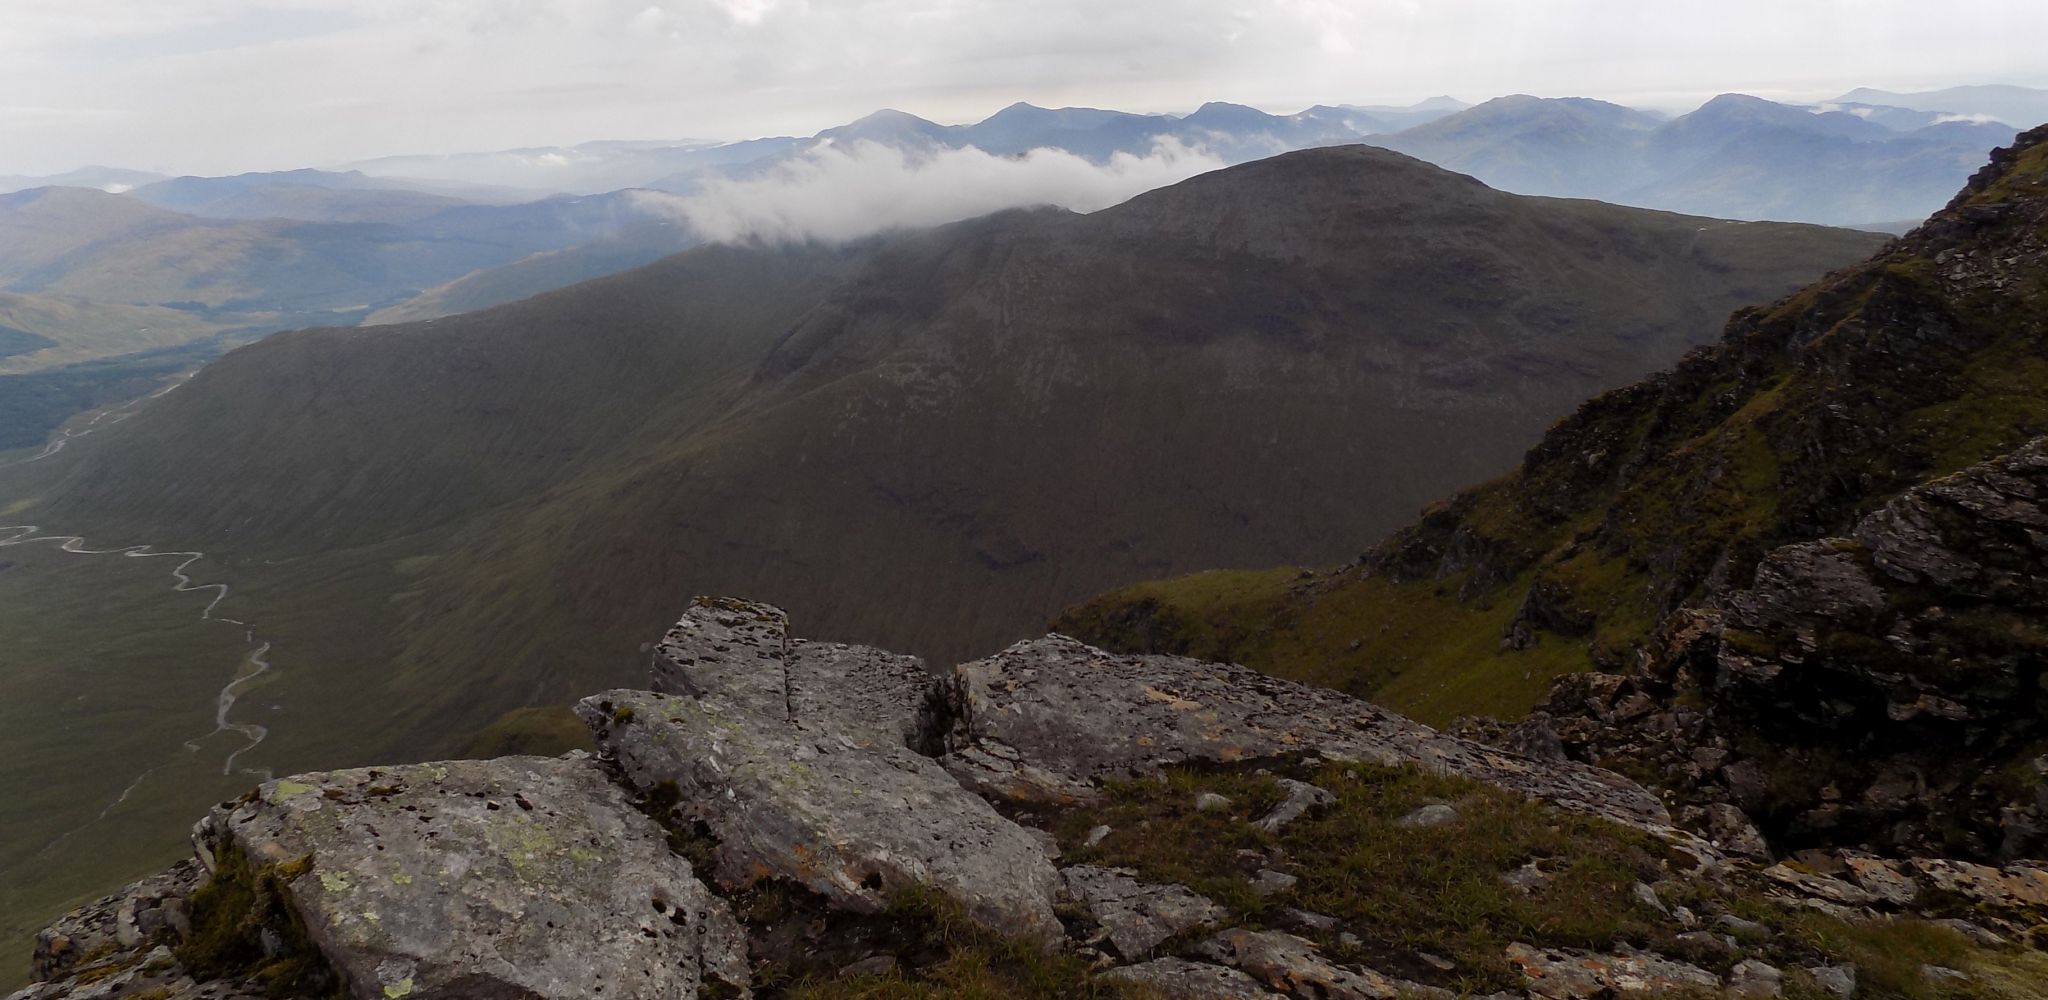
[640, 139, 1227, 245]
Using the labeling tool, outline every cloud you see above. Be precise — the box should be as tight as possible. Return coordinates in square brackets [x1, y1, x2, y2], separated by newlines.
[1933, 112, 2000, 125]
[648, 138, 1226, 244]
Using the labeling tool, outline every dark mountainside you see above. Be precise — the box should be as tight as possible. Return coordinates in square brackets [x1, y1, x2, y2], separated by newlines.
[1063, 126, 2048, 867]
[9, 146, 1881, 738]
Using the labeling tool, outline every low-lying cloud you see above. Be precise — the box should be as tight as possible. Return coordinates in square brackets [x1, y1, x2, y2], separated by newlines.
[654, 139, 1227, 244]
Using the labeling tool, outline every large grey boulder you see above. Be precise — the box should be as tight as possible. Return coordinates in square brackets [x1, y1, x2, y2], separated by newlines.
[591, 598, 1063, 942]
[581, 687, 1063, 942]
[196, 756, 749, 1000]
[936, 633, 1671, 829]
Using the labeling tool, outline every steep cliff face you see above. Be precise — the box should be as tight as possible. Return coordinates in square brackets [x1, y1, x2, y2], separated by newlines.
[1060, 126, 2048, 860]
[1505, 436, 2048, 861]
[18, 600, 2048, 999]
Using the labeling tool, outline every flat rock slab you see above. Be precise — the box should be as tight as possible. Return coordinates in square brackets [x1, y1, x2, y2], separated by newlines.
[1061, 866, 1225, 959]
[1504, 942, 1720, 998]
[1100, 958, 1287, 999]
[581, 688, 1062, 942]
[199, 756, 748, 1000]
[938, 634, 1670, 829]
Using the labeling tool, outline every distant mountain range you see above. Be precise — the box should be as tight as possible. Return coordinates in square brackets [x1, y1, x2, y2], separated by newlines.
[1371, 92, 2024, 225]
[1831, 83, 2048, 130]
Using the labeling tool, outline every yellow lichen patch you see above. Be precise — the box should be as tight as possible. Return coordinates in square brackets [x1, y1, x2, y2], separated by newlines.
[1142, 686, 1200, 711]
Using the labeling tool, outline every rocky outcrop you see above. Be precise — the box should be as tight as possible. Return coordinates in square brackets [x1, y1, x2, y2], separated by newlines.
[937, 634, 1674, 831]
[579, 687, 1065, 941]
[1507, 437, 2048, 861]
[1503, 943, 1721, 998]
[196, 756, 751, 1000]
[19, 597, 2042, 999]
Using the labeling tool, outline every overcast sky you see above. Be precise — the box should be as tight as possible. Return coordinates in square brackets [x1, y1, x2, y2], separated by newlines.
[2, 0, 2044, 176]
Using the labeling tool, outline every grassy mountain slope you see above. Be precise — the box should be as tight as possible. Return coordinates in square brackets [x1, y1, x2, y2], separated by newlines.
[362, 223, 697, 325]
[1060, 127, 2048, 732]
[20, 147, 1883, 679]
[0, 292, 224, 374]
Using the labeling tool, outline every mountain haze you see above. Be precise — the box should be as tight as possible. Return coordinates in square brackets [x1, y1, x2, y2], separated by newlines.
[1373, 93, 2017, 225]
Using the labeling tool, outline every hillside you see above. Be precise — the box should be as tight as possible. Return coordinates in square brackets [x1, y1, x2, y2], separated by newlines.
[1060, 125, 2048, 862]
[17, 146, 1882, 670]
[129, 170, 472, 224]
[0, 293, 223, 374]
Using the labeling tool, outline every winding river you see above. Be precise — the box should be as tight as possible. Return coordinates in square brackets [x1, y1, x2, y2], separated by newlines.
[0, 373, 277, 857]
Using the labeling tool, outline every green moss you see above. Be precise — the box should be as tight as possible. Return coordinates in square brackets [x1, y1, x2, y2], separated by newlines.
[174, 840, 335, 997]
[1052, 761, 1672, 993]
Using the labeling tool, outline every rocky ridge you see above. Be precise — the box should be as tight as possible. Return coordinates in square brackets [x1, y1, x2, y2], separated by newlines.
[19, 599, 2048, 998]
[1060, 122, 2048, 873]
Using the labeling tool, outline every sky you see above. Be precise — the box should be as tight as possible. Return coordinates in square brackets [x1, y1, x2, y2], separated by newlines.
[2, 0, 2045, 176]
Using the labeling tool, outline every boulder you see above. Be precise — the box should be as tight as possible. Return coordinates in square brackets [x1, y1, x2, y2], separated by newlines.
[581, 688, 1063, 942]
[1254, 778, 1336, 833]
[1503, 942, 1720, 998]
[1100, 957, 1287, 999]
[196, 756, 749, 1000]
[1061, 866, 1225, 959]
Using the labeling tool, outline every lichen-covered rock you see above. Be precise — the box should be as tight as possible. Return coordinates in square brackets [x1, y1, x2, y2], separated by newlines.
[198, 756, 749, 1000]
[582, 688, 1063, 942]
[1253, 779, 1335, 833]
[1061, 866, 1224, 959]
[651, 596, 938, 747]
[30, 862, 202, 982]
[1503, 942, 1721, 998]
[1197, 928, 1405, 1000]
[6, 945, 269, 1000]
[937, 634, 1673, 831]
[1099, 957, 1287, 999]
[1551, 438, 2048, 859]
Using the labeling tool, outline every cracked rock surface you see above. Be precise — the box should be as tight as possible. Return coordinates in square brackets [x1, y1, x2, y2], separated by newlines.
[937, 633, 1672, 830]
[198, 756, 749, 1000]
